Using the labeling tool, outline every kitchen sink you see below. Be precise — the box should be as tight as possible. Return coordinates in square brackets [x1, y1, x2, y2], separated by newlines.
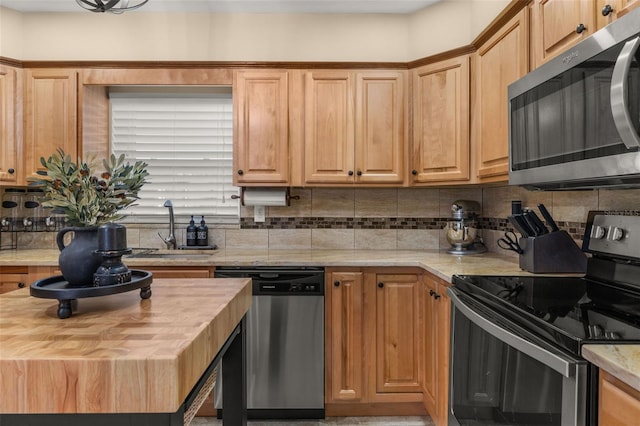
[128, 253, 213, 259]
[125, 249, 215, 259]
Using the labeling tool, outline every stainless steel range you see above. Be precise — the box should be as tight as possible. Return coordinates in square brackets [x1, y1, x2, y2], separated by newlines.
[449, 211, 640, 425]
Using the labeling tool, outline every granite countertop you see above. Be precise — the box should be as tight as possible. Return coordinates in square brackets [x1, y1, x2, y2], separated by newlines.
[7, 249, 638, 396]
[582, 345, 640, 392]
[0, 248, 527, 283]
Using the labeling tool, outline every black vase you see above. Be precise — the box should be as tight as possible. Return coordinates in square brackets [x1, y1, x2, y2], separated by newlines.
[56, 227, 103, 287]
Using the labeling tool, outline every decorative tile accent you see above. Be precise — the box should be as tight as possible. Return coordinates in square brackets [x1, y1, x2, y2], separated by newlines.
[241, 217, 449, 230]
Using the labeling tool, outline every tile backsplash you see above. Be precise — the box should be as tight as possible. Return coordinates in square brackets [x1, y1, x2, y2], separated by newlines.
[4, 186, 640, 254]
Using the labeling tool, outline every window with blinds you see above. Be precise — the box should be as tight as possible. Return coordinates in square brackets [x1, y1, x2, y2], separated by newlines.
[109, 90, 239, 224]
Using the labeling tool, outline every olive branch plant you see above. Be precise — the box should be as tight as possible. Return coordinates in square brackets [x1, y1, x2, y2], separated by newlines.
[29, 149, 149, 227]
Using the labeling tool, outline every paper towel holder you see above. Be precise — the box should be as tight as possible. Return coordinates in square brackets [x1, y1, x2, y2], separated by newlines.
[231, 187, 300, 206]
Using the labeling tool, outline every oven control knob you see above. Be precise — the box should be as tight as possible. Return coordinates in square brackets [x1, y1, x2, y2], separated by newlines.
[608, 226, 624, 241]
[605, 331, 621, 340]
[591, 225, 606, 239]
[588, 324, 603, 338]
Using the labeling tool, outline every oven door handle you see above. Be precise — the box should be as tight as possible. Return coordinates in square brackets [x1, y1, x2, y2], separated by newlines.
[448, 287, 578, 378]
[611, 36, 640, 149]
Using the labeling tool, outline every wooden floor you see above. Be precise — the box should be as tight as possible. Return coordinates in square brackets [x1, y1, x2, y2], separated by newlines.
[191, 416, 435, 425]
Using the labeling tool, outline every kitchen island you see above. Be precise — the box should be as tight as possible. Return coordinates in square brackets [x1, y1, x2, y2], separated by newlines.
[0, 277, 252, 425]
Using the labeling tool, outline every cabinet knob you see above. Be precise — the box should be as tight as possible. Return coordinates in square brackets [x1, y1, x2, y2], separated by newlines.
[602, 4, 613, 16]
[237, 169, 244, 175]
[411, 170, 418, 176]
[348, 170, 354, 176]
[377, 282, 384, 288]
[18, 283, 25, 288]
[8, 168, 15, 174]
[356, 170, 362, 176]
[434, 293, 441, 300]
[576, 23, 586, 34]
[429, 289, 435, 297]
[334, 280, 340, 287]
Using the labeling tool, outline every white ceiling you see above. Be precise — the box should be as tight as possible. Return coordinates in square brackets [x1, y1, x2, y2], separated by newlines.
[1, 0, 441, 14]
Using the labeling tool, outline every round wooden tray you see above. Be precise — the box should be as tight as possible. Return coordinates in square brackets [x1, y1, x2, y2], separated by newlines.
[30, 270, 153, 319]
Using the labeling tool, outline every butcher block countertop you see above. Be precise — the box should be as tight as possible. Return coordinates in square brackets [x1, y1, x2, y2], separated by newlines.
[0, 277, 251, 414]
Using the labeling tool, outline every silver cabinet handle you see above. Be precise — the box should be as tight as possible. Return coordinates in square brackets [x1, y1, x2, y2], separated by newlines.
[611, 36, 640, 149]
[447, 287, 581, 378]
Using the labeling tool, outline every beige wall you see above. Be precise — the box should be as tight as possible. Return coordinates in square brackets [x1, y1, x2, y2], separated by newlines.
[0, 7, 24, 59]
[1, 1, 509, 62]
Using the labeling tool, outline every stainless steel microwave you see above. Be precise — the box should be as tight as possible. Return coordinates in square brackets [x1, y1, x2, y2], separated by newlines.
[508, 7, 640, 190]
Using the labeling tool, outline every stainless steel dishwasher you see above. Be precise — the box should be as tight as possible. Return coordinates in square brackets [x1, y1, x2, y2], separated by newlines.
[213, 266, 324, 419]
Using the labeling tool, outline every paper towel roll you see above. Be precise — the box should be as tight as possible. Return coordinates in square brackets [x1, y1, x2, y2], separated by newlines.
[242, 188, 288, 206]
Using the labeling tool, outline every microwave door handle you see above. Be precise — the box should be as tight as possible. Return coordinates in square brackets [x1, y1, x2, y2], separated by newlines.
[447, 287, 576, 378]
[611, 36, 640, 149]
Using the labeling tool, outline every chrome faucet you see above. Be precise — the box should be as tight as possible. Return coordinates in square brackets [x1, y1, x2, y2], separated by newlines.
[158, 200, 177, 250]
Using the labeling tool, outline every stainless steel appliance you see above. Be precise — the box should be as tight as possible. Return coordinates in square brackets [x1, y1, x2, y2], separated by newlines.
[449, 211, 640, 425]
[445, 200, 487, 255]
[508, 7, 640, 190]
[213, 267, 324, 419]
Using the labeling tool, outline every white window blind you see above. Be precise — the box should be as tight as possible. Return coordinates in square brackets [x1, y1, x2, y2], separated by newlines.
[110, 92, 239, 224]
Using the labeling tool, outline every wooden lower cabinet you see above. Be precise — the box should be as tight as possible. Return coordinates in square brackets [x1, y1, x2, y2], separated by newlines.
[325, 267, 426, 416]
[0, 266, 28, 294]
[422, 273, 451, 426]
[0, 266, 63, 294]
[599, 370, 640, 426]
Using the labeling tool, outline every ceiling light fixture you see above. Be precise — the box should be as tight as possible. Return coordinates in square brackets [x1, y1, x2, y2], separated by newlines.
[75, 0, 149, 14]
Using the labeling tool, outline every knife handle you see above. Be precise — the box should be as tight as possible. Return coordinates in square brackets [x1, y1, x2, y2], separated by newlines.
[523, 210, 549, 236]
[537, 203, 560, 232]
[508, 214, 534, 237]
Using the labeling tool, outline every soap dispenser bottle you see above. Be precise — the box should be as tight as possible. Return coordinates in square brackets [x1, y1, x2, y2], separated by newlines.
[186, 216, 197, 246]
[197, 216, 209, 246]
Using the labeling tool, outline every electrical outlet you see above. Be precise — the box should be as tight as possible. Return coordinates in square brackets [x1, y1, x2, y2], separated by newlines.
[254, 205, 266, 222]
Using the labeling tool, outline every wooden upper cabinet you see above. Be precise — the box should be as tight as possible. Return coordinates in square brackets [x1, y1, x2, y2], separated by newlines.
[304, 70, 355, 184]
[531, 0, 596, 68]
[411, 56, 470, 184]
[304, 70, 405, 185]
[0, 66, 19, 184]
[234, 70, 289, 185]
[24, 69, 78, 181]
[355, 71, 405, 184]
[596, 0, 640, 29]
[326, 270, 365, 403]
[473, 9, 529, 181]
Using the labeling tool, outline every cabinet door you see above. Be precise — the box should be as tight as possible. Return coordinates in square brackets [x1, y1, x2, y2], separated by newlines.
[0, 275, 27, 294]
[234, 70, 289, 184]
[422, 276, 439, 416]
[355, 71, 405, 184]
[0, 66, 18, 184]
[412, 57, 470, 184]
[372, 273, 422, 396]
[24, 69, 78, 181]
[422, 274, 451, 426]
[474, 9, 529, 181]
[435, 281, 451, 426]
[326, 270, 364, 402]
[597, 0, 640, 28]
[304, 71, 355, 184]
[531, 0, 595, 68]
[599, 370, 640, 425]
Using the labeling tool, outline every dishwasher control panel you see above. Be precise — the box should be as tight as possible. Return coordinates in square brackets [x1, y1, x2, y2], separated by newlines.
[258, 281, 323, 295]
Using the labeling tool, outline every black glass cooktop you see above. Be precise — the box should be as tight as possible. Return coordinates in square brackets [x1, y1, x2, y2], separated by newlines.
[452, 274, 640, 355]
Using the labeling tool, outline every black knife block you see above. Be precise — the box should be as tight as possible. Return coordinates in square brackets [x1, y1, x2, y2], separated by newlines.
[518, 231, 587, 274]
